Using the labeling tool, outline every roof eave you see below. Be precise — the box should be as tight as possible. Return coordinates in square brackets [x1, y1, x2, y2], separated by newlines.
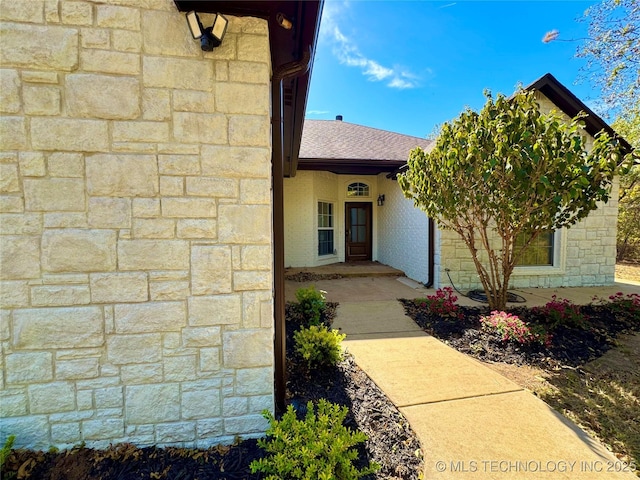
[297, 158, 406, 175]
[525, 73, 633, 154]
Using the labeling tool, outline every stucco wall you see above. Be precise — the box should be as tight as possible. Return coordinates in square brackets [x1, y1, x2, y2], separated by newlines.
[437, 92, 618, 291]
[377, 175, 430, 284]
[0, 0, 274, 449]
[284, 171, 381, 267]
[284, 171, 315, 267]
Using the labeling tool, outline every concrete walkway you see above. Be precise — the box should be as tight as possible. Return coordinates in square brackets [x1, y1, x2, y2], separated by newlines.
[286, 276, 639, 479]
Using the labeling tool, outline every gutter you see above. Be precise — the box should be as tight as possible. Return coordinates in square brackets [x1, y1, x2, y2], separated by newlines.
[272, 49, 312, 413]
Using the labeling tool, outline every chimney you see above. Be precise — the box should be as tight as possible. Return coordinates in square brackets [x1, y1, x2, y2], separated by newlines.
[335, 115, 343, 121]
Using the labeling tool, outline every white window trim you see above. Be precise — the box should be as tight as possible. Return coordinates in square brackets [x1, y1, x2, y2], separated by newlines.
[317, 200, 337, 259]
[345, 180, 371, 198]
[513, 229, 566, 276]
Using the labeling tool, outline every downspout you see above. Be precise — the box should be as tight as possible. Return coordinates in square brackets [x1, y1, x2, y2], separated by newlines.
[425, 217, 435, 288]
[272, 49, 312, 413]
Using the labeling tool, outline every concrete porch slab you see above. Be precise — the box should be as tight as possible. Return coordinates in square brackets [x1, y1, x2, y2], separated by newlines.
[285, 275, 429, 303]
[400, 390, 635, 479]
[343, 335, 521, 407]
[454, 282, 640, 308]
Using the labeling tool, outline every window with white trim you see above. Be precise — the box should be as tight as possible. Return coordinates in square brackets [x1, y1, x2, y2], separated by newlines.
[515, 231, 554, 266]
[318, 201, 334, 256]
[347, 182, 369, 197]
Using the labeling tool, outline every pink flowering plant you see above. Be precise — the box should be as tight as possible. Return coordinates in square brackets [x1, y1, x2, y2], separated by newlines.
[414, 287, 463, 319]
[532, 295, 587, 330]
[605, 292, 640, 320]
[480, 311, 552, 346]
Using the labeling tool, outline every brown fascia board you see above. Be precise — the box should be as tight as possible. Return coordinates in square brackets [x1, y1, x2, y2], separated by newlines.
[173, 1, 323, 177]
[525, 73, 633, 154]
[298, 158, 406, 175]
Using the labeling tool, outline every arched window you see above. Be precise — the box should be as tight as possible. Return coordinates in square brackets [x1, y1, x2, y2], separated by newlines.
[347, 182, 369, 197]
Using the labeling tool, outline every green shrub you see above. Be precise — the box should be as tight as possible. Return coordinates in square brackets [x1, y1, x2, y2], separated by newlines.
[1, 435, 16, 479]
[295, 285, 327, 326]
[250, 399, 379, 480]
[294, 325, 345, 371]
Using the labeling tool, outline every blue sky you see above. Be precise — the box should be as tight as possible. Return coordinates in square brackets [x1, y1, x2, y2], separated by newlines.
[306, 0, 598, 138]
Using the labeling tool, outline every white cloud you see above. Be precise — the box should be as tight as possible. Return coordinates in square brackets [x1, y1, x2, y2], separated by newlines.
[306, 109, 330, 115]
[320, 2, 419, 89]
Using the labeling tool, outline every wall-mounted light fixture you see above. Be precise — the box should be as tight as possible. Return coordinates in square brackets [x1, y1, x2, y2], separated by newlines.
[276, 12, 293, 30]
[186, 11, 228, 51]
[377, 194, 385, 206]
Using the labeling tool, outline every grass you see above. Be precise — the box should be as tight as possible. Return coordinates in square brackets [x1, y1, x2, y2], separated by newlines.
[484, 331, 640, 474]
[535, 333, 640, 471]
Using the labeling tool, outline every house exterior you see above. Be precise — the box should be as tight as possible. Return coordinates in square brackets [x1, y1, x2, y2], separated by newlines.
[0, 0, 321, 449]
[285, 120, 433, 284]
[286, 74, 632, 291]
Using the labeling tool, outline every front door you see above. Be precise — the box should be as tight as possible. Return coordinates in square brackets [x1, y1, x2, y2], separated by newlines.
[345, 202, 372, 262]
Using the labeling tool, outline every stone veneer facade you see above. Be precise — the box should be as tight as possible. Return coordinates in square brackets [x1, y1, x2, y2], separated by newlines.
[0, 0, 274, 449]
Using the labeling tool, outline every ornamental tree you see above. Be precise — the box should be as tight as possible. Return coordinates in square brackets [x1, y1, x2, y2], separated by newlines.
[399, 89, 627, 311]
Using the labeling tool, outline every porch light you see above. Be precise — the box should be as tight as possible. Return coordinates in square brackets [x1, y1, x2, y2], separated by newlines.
[276, 12, 293, 30]
[186, 11, 228, 51]
[377, 194, 385, 206]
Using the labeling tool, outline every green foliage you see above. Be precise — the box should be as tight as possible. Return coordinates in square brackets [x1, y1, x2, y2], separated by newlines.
[617, 161, 640, 262]
[612, 112, 640, 149]
[294, 325, 345, 371]
[399, 88, 626, 310]
[250, 400, 379, 480]
[295, 286, 327, 326]
[1, 435, 16, 479]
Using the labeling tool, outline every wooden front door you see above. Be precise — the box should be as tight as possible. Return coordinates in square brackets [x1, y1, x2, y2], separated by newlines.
[345, 202, 372, 262]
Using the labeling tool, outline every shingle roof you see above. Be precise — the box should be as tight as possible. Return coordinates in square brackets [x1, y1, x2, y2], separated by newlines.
[297, 119, 432, 175]
[300, 119, 432, 161]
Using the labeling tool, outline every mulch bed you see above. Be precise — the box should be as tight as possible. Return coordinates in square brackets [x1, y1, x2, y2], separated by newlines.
[284, 271, 343, 282]
[285, 302, 423, 479]
[4, 302, 423, 480]
[400, 299, 640, 368]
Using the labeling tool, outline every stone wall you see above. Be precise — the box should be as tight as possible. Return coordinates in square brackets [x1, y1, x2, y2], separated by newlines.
[0, 0, 274, 449]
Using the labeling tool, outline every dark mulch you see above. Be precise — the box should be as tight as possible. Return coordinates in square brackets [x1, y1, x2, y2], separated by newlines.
[400, 300, 640, 368]
[285, 301, 423, 479]
[5, 301, 423, 480]
[6, 442, 263, 480]
[284, 271, 343, 282]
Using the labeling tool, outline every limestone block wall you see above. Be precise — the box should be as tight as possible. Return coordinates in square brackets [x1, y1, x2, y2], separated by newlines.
[0, 0, 274, 449]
